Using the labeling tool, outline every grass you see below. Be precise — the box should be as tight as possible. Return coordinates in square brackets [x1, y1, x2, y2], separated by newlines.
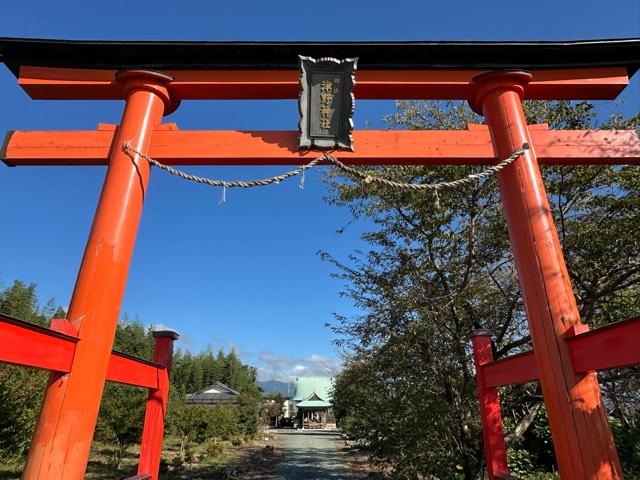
[0, 433, 279, 480]
[340, 441, 387, 479]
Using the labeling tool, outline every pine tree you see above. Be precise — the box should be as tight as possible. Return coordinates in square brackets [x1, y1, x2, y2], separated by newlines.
[0, 280, 46, 325]
[197, 348, 212, 386]
[189, 360, 204, 392]
[0, 280, 65, 459]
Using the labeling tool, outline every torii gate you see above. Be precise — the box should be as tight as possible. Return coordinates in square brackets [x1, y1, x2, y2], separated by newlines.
[1, 37, 639, 480]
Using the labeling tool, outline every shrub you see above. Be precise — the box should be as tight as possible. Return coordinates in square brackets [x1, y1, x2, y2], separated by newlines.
[231, 436, 242, 447]
[203, 440, 224, 458]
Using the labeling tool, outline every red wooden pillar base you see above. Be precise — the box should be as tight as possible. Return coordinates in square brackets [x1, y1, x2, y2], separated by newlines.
[138, 330, 179, 480]
[469, 330, 510, 480]
[471, 71, 622, 479]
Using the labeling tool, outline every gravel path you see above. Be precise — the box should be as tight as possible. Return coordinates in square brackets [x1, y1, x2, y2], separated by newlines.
[271, 430, 351, 480]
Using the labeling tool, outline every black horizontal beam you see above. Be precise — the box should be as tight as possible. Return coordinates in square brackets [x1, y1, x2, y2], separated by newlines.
[0, 37, 639, 76]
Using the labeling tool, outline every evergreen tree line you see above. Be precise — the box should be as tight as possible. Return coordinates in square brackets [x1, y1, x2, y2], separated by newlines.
[326, 100, 640, 479]
[0, 279, 262, 469]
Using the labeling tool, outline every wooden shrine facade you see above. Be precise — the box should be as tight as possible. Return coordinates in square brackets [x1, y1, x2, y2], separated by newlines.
[0, 37, 639, 479]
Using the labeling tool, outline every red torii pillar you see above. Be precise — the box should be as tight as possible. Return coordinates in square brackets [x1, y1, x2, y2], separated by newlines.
[138, 330, 179, 479]
[469, 331, 509, 479]
[23, 71, 173, 480]
[471, 71, 622, 478]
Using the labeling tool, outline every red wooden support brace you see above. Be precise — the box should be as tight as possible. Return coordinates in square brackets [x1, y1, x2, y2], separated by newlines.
[472, 71, 623, 479]
[469, 330, 510, 480]
[138, 330, 179, 480]
[0, 313, 171, 390]
[482, 351, 538, 388]
[568, 317, 640, 373]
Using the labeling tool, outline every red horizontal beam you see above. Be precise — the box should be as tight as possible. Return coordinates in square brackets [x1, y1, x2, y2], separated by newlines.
[0, 313, 163, 389]
[18, 66, 629, 101]
[4, 125, 639, 167]
[482, 351, 539, 388]
[0, 313, 78, 371]
[567, 316, 640, 373]
[479, 316, 640, 388]
[107, 351, 164, 389]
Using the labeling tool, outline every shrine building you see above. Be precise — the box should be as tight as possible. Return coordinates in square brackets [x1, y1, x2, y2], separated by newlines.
[293, 376, 336, 429]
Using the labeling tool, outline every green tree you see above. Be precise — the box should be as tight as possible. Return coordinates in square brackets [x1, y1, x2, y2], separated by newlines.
[171, 350, 194, 393]
[0, 366, 46, 461]
[0, 280, 49, 326]
[236, 390, 261, 436]
[94, 317, 154, 468]
[261, 392, 286, 427]
[0, 279, 63, 460]
[222, 349, 243, 389]
[115, 316, 154, 358]
[189, 360, 204, 392]
[95, 384, 147, 468]
[0, 277, 268, 471]
[326, 100, 640, 479]
[200, 348, 221, 387]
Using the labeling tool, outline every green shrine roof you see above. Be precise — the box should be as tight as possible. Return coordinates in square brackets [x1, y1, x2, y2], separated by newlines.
[293, 376, 334, 406]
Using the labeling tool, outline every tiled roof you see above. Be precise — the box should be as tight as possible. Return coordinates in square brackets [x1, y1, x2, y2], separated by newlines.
[185, 392, 239, 405]
[185, 382, 240, 405]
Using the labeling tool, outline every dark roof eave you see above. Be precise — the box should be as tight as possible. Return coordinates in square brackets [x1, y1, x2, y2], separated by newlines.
[0, 37, 638, 77]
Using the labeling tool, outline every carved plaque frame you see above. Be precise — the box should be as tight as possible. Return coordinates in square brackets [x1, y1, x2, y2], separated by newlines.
[298, 56, 357, 150]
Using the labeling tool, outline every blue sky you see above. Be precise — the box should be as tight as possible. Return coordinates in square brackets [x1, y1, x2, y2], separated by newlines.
[0, 0, 638, 381]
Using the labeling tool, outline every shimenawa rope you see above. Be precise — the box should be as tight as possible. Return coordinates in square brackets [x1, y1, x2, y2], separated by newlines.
[122, 141, 529, 198]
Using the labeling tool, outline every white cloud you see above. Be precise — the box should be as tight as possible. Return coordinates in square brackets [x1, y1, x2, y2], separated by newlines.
[193, 335, 243, 355]
[145, 331, 342, 382]
[256, 352, 341, 382]
[292, 364, 307, 373]
[146, 324, 194, 346]
[149, 323, 180, 334]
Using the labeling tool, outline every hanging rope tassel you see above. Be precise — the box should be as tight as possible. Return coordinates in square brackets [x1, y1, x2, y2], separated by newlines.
[219, 185, 227, 204]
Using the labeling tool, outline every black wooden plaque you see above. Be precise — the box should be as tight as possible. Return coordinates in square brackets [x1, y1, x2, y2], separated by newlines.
[298, 56, 357, 150]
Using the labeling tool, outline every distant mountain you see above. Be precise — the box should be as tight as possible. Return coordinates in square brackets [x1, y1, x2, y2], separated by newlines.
[257, 380, 292, 397]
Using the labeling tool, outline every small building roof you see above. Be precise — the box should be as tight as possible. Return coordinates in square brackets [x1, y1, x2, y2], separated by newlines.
[293, 376, 334, 404]
[185, 382, 240, 405]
